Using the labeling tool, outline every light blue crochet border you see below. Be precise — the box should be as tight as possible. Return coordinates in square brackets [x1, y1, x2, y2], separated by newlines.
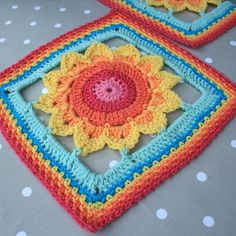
[123, 0, 236, 35]
[0, 23, 226, 203]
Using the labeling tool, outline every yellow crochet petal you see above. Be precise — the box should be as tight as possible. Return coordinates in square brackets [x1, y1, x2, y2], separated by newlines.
[43, 70, 65, 93]
[35, 43, 183, 156]
[61, 52, 88, 71]
[114, 44, 141, 64]
[107, 122, 140, 151]
[49, 109, 75, 136]
[207, 0, 222, 5]
[146, 0, 221, 12]
[73, 124, 106, 156]
[186, 0, 207, 12]
[147, 0, 165, 7]
[34, 93, 57, 114]
[165, 0, 186, 12]
[157, 71, 182, 90]
[157, 90, 182, 113]
[84, 43, 113, 62]
[135, 110, 167, 134]
[138, 55, 164, 75]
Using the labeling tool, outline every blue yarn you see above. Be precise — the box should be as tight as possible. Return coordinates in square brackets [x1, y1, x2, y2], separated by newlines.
[0, 23, 226, 203]
[125, 0, 236, 35]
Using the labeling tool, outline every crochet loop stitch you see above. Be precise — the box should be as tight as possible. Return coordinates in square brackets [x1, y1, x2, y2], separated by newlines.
[147, 0, 222, 13]
[35, 43, 182, 156]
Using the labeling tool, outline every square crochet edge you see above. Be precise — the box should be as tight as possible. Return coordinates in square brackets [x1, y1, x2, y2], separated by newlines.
[99, 0, 236, 48]
[0, 11, 236, 232]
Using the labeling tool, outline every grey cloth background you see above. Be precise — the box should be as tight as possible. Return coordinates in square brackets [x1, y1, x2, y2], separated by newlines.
[0, 1, 236, 236]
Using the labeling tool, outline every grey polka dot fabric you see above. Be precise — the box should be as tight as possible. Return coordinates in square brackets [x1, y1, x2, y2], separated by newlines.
[0, 1, 236, 236]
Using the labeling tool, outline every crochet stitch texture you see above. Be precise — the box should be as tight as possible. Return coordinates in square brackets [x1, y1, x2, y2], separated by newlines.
[35, 43, 181, 156]
[99, 0, 236, 47]
[147, 0, 222, 13]
[0, 11, 236, 232]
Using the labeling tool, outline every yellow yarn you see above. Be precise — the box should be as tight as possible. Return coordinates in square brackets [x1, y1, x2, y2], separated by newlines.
[147, 0, 222, 13]
[35, 43, 182, 156]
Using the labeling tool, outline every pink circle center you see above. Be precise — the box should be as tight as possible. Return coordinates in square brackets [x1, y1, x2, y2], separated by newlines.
[95, 78, 125, 102]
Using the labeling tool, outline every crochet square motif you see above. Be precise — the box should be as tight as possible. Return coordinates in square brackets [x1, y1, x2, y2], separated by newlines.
[0, 12, 236, 232]
[99, 0, 236, 47]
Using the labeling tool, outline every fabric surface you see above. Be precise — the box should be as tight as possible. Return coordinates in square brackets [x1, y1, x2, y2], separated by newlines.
[99, 0, 236, 47]
[0, 0, 236, 236]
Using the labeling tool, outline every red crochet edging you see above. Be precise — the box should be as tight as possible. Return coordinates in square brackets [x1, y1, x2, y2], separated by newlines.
[0, 10, 236, 232]
[98, 0, 236, 48]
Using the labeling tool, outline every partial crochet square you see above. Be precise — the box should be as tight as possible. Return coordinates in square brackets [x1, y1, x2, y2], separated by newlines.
[99, 0, 236, 47]
[0, 11, 236, 232]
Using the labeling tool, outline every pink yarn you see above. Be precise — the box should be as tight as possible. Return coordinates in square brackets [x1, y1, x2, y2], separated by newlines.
[95, 78, 124, 102]
[81, 69, 137, 113]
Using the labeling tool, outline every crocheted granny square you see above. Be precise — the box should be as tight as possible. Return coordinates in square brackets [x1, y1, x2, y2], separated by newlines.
[99, 0, 236, 47]
[0, 12, 236, 232]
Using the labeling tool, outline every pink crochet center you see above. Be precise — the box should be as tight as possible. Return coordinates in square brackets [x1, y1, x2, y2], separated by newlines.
[95, 77, 125, 102]
[81, 68, 137, 113]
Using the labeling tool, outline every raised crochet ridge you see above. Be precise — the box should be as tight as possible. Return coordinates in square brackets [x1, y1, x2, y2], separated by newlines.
[147, 0, 222, 13]
[99, 0, 236, 47]
[0, 11, 236, 232]
[35, 43, 181, 156]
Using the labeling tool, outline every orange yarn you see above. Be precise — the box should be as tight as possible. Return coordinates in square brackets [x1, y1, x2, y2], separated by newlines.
[35, 43, 182, 155]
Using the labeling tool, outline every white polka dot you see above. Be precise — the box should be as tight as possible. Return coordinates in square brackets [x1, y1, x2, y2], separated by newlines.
[109, 160, 118, 168]
[149, 134, 157, 138]
[111, 46, 117, 50]
[0, 143, 2, 149]
[203, 216, 215, 228]
[30, 21, 37, 26]
[54, 23, 62, 28]
[59, 7, 66, 12]
[0, 38, 6, 43]
[230, 140, 236, 148]
[5, 20, 12, 25]
[84, 9, 91, 14]
[205, 57, 213, 64]
[16, 231, 27, 236]
[196, 172, 208, 182]
[42, 88, 48, 94]
[141, 51, 146, 55]
[11, 5, 18, 9]
[155, 208, 168, 220]
[34, 6, 41, 11]
[22, 187, 32, 197]
[23, 39, 31, 45]
[230, 41, 236, 46]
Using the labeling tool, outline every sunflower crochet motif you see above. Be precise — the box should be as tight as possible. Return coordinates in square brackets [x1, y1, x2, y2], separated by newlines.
[35, 43, 182, 156]
[147, 0, 222, 13]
